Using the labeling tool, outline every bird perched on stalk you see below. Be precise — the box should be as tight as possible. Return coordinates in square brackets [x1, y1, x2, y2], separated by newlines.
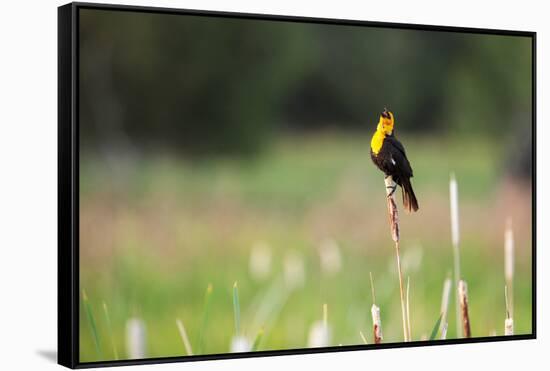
[370, 108, 419, 212]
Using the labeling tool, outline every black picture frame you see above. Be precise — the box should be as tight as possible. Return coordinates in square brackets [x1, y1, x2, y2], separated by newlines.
[58, 2, 537, 369]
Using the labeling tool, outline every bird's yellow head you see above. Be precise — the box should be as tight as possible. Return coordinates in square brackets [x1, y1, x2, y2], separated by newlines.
[377, 108, 394, 135]
[371, 108, 395, 155]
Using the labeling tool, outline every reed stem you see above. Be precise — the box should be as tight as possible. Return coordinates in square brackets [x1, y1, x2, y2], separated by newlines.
[504, 285, 514, 335]
[371, 304, 383, 344]
[176, 319, 193, 355]
[359, 330, 368, 345]
[406, 276, 412, 340]
[458, 280, 471, 338]
[384, 176, 408, 342]
[395, 241, 409, 341]
[450, 174, 462, 338]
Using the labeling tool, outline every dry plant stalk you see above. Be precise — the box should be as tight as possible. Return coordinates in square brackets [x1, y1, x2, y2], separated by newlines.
[385, 177, 400, 242]
[504, 285, 514, 336]
[458, 280, 471, 338]
[440, 322, 448, 340]
[440, 277, 452, 339]
[369, 272, 382, 344]
[406, 277, 412, 341]
[505, 318, 514, 336]
[371, 304, 383, 344]
[383, 176, 408, 342]
[176, 319, 193, 355]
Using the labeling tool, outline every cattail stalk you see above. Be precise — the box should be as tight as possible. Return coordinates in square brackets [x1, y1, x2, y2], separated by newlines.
[458, 280, 471, 338]
[371, 304, 383, 344]
[385, 177, 400, 242]
[504, 285, 514, 336]
[384, 176, 408, 342]
[369, 272, 383, 344]
[450, 174, 462, 337]
[504, 318, 514, 336]
[504, 219, 514, 318]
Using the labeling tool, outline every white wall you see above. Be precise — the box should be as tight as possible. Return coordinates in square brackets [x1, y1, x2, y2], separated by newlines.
[0, 0, 546, 370]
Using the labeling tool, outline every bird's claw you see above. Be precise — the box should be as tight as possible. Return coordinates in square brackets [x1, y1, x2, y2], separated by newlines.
[386, 185, 397, 198]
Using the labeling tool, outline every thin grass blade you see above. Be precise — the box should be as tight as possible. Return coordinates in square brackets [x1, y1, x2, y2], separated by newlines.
[429, 313, 443, 341]
[102, 301, 118, 360]
[233, 282, 241, 336]
[196, 283, 213, 354]
[251, 328, 264, 351]
[82, 290, 102, 358]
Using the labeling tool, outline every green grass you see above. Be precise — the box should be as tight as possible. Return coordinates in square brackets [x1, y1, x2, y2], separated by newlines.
[233, 282, 241, 336]
[82, 290, 102, 359]
[78, 133, 532, 362]
[429, 314, 443, 340]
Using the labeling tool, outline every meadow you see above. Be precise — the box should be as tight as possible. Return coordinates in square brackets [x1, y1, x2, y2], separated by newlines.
[78, 133, 532, 362]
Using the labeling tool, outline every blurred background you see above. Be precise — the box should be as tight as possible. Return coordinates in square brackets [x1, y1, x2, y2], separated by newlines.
[78, 8, 533, 362]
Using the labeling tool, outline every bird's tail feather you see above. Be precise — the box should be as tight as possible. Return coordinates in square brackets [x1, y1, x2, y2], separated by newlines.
[401, 178, 419, 213]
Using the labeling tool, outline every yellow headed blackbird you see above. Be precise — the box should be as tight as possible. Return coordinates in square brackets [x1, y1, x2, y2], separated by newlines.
[370, 108, 419, 212]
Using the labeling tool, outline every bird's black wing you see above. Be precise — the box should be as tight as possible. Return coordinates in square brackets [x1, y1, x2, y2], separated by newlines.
[383, 136, 414, 178]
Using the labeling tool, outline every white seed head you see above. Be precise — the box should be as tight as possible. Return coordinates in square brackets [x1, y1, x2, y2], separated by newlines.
[402, 244, 424, 274]
[319, 239, 342, 275]
[283, 251, 305, 289]
[307, 320, 331, 347]
[504, 220, 514, 284]
[371, 304, 383, 341]
[249, 241, 272, 281]
[505, 318, 514, 336]
[126, 317, 147, 359]
[449, 174, 460, 247]
[230, 335, 251, 352]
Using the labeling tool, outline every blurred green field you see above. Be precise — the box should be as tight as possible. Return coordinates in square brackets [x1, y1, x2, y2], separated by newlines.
[79, 133, 532, 362]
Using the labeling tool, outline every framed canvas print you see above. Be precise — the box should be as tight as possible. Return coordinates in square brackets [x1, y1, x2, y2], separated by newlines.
[58, 2, 536, 368]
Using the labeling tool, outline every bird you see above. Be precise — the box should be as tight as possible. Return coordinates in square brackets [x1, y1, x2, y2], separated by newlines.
[370, 108, 419, 212]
